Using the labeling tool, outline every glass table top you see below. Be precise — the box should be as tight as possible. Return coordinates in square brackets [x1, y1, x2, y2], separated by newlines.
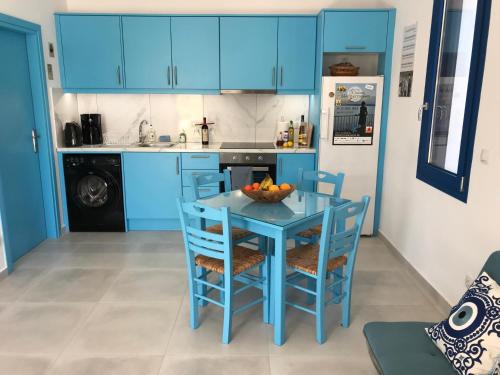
[199, 190, 350, 227]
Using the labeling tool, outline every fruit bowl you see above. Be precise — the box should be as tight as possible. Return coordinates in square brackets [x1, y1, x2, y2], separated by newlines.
[241, 185, 295, 203]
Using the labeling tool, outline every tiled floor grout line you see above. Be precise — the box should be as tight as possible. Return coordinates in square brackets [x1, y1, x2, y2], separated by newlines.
[41, 265, 125, 374]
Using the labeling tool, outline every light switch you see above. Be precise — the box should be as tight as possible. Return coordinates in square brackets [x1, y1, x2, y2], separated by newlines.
[480, 149, 489, 163]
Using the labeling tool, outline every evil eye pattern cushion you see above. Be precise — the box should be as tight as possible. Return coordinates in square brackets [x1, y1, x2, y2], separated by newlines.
[426, 272, 500, 375]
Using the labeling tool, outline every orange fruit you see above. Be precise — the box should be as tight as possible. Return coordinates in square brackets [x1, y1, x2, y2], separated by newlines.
[252, 182, 260, 190]
[280, 183, 291, 190]
[243, 185, 253, 192]
[268, 185, 280, 192]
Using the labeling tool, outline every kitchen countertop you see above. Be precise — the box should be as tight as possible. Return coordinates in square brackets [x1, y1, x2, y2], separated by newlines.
[57, 143, 316, 154]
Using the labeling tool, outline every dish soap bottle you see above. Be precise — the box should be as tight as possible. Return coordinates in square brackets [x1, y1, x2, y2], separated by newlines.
[201, 117, 209, 146]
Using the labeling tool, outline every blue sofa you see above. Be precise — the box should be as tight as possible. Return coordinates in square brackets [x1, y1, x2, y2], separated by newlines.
[363, 251, 500, 375]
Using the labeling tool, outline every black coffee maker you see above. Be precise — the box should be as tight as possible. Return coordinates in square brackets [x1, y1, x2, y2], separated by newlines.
[81, 114, 103, 145]
[64, 122, 83, 147]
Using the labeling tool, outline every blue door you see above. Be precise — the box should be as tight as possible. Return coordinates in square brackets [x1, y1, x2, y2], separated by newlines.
[123, 153, 182, 230]
[57, 15, 124, 89]
[277, 17, 316, 91]
[220, 17, 278, 90]
[122, 16, 173, 89]
[0, 28, 47, 269]
[277, 154, 316, 191]
[323, 11, 388, 53]
[171, 17, 220, 90]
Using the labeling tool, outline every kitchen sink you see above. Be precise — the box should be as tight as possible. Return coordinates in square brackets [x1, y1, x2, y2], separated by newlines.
[134, 142, 177, 148]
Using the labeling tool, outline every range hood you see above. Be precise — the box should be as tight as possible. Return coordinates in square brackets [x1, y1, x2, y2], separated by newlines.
[220, 89, 277, 94]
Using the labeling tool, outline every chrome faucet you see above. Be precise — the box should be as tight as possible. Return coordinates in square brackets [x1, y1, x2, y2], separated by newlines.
[139, 120, 148, 143]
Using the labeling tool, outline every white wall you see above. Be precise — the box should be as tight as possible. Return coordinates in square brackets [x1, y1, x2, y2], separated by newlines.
[380, 0, 500, 304]
[0, 0, 67, 271]
[65, 0, 391, 13]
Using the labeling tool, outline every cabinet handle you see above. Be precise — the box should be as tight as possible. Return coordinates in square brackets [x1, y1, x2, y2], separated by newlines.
[116, 66, 122, 85]
[345, 45, 367, 50]
[198, 188, 212, 192]
[174, 66, 178, 86]
[167, 66, 171, 86]
[272, 67, 276, 86]
[191, 155, 210, 159]
[280, 66, 284, 86]
[176, 156, 179, 175]
[279, 159, 283, 176]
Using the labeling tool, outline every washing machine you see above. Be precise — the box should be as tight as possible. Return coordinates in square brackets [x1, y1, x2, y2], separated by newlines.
[63, 153, 125, 232]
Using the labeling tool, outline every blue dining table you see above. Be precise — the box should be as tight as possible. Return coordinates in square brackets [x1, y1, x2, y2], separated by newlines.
[198, 189, 349, 346]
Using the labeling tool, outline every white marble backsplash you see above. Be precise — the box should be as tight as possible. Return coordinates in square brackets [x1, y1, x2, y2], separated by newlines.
[55, 93, 309, 145]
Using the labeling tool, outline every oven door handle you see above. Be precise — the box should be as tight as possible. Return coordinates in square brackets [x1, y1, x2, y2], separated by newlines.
[226, 166, 270, 172]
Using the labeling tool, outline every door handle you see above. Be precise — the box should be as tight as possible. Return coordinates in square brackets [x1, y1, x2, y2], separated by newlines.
[116, 66, 122, 85]
[31, 129, 39, 153]
[418, 102, 429, 121]
[280, 66, 284, 86]
[176, 156, 180, 175]
[272, 66, 276, 86]
[345, 45, 367, 50]
[167, 66, 171, 86]
[191, 155, 210, 159]
[174, 66, 178, 86]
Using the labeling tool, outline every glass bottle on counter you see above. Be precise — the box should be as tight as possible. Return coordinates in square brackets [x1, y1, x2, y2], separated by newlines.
[276, 132, 284, 147]
[298, 115, 307, 147]
[288, 120, 294, 147]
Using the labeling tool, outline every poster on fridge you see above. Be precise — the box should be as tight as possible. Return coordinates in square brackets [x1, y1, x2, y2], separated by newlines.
[333, 83, 378, 145]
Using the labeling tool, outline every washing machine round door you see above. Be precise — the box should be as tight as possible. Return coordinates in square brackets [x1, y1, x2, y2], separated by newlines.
[76, 174, 110, 208]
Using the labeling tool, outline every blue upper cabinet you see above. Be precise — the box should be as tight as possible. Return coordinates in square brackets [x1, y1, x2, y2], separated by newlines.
[171, 17, 220, 90]
[323, 11, 388, 53]
[277, 154, 316, 191]
[122, 16, 172, 89]
[277, 17, 316, 92]
[220, 17, 278, 90]
[57, 15, 124, 89]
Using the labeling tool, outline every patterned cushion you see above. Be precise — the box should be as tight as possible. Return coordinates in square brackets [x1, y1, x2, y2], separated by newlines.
[195, 245, 265, 275]
[286, 243, 346, 275]
[206, 224, 253, 241]
[426, 272, 500, 375]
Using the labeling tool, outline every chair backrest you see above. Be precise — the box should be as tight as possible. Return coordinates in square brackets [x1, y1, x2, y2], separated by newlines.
[177, 198, 233, 273]
[317, 196, 370, 278]
[191, 169, 231, 200]
[297, 168, 345, 198]
[481, 250, 500, 283]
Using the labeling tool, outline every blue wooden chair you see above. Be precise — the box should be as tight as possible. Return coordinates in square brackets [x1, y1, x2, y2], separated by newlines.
[191, 170, 255, 243]
[294, 169, 345, 245]
[177, 198, 270, 344]
[285, 196, 370, 344]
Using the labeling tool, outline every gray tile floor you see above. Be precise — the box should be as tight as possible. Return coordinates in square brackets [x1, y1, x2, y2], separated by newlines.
[0, 232, 443, 374]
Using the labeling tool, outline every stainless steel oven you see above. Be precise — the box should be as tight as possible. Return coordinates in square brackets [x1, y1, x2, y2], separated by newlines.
[220, 153, 277, 190]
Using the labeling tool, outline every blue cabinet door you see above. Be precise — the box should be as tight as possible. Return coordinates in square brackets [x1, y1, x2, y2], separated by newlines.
[57, 15, 123, 89]
[323, 11, 388, 53]
[277, 17, 316, 91]
[277, 154, 316, 191]
[220, 17, 278, 90]
[122, 16, 172, 89]
[171, 17, 220, 90]
[123, 153, 181, 221]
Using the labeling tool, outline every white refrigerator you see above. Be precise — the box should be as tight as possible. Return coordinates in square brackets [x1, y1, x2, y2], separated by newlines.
[318, 76, 384, 235]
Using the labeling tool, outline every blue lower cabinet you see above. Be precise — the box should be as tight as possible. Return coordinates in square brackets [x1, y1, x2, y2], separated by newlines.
[123, 152, 182, 230]
[277, 153, 316, 191]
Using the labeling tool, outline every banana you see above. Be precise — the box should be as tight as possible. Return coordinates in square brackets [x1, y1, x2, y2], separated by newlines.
[259, 174, 274, 191]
